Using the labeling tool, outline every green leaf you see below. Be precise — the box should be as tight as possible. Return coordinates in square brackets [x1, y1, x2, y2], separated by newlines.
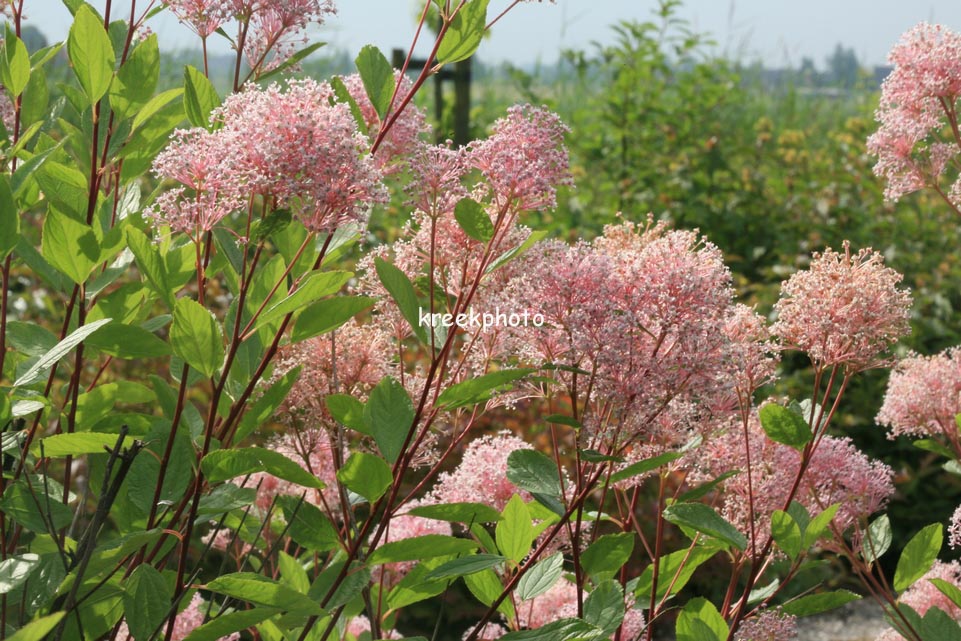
[506, 449, 563, 498]
[41, 208, 100, 284]
[291, 295, 375, 342]
[254, 270, 352, 331]
[5, 612, 66, 641]
[862, 514, 892, 564]
[109, 33, 159, 119]
[759, 403, 813, 450]
[486, 229, 548, 274]
[634, 545, 720, 602]
[229, 368, 294, 440]
[257, 41, 326, 82]
[464, 568, 514, 618]
[894, 523, 943, 592]
[126, 227, 175, 309]
[581, 533, 634, 582]
[32, 432, 130, 457]
[68, 4, 115, 104]
[454, 198, 493, 242]
[780, 589, 861, 616]
[663, 503, 747, 551]
[676, 597, 727, 641]
[84, 322, 171, 359]
[496, 494, 533, 565]
[183, 64, 220, 128]
[913, 439, 956, 460]
[517, 552, 563, 600]
[584, 580, 625, 637]
[336, 452, 392, 502]
[197, 483, 255, 516]
[276, 495, 340, 552]
[325, 394, 368, 433]
[354, 44, 394, 120]
[5, 321, 57, 357]
[19, 65, 49, 127]
[182, 608, 280, 641]
[771, 510, 802, 560]
[170, 297, 224, 378]
[205, 573, 324, 615]
[307, 561, 370, 609]
[802, 503, 840, 548]
[931, 578, 961, 611]
[435, 369, 534, 409]
[0, 553, 40, 595]
[425, 553, 506, 581]
[921, 606, 961, 641]
[201, 447, 325, 489]
[14, 317, 113, 387]
[0, 175, 17, 259]
[0, 34, 30, 97]
[367, 535, 478, 565]
[122, 565, 170, 641]
[387, 556, 451, 609]
[277, 550, 310, 594]
[609, 451, 683, 485]
[677, 470, 738, 503]
[0, 479, 72, 532]
[375, 257, 428, 343]
[364, 376, 414, 463]
[437, 0, 490, 64]
[406, 502, 502, 524]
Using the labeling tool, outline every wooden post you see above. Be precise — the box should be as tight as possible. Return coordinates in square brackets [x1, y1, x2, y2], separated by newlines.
[391, 48, 472, 146]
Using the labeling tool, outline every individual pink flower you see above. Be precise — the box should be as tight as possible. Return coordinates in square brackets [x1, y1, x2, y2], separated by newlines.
[876, 348, 961, 442]
[735, 608, 797, 641]
[166, 0, 233, 37]
[272, 320, 393, 430]
[209, 78, 387, 232]
[339, 72, 429, 171]
[773, 242, 912, 373]
[431, 431, 533, 510]
[868, 23, 961, 205]
[950, 505, 961, 549]
[469, 104, 572, 212]
[242, 0, 336, 73]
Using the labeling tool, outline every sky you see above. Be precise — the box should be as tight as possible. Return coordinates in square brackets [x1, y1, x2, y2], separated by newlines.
[20, 0, 961, 69]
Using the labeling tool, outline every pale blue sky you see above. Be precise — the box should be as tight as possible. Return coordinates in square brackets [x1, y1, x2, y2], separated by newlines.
[20, 1, 961, 68]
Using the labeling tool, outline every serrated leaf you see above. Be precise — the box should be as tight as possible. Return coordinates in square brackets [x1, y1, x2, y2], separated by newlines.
[375, 257, 428, 343]
[634, 545, 720, 602]
[354, 44, 394, 120]
[182, 608, 279, 641]
[367, 535, 478, 565]
[406, 502, 502, 524]
[14, 317, 113, 387]
[5, 612, 66, 641]
[802, 503, 840, 548]
[123, 565, 170, 641]
[425, 553, 506, 581]
[781, 589, 861, 616]
[276, 495, 340, 552]
[68, 5, 115, 104]
[31, 432, 129, 458]
[454, 197, 493, 242]
[437, 0, 490, 64]
[205, 573, 324, 615]
[336, 452, 392, 502]
[506, 449, 563, 498]
[41, 208, 100, 284]
[663, 503, 747, 551]
[862, 514, 892, 564]
[581, 533, 635, 582]
[326, 394, 368, 433]
[0, 175, 17, 259]
[894, 523, 943, 592]
[436, 369, 534, 409]
[584, 580, 625, 636]
[364, 376, 414, 463]
[771, 510, 802, 560]
[200, 447, 325, 489]
[0, 553, 40, 595]
[170, 297, 224, 378]
[291, 295, 375, 342]
[254, 270, 352, 332]
[84, 322, 171, 359]
[517, 552, 563, 600]
[759, 403, 812, 450]
[183, 64, 219, 128]
[610, 451, 682, 485]
[496, 494, 533, 565]
[676, 598, 727, 641]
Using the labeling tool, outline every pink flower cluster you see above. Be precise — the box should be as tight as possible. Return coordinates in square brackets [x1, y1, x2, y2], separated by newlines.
[151, 79, 386, 235]
[734, 608, 797, 641]
[370, 499, 453, 587]
[0, 87, 14, 135]
[696, 412, 894, 544]
[876, 347, 961, 441]
[868, 23, 961, 204]
[470, 105, 572, 212]
[338, 72, 429, 171]
[243, 428, 340, 514]
[513, 579, 645, 638]
[166, 0, 336, 71]
[773, 242, 912, 373]
[951, 504, 961, 549]
[430, 431, 532, 510]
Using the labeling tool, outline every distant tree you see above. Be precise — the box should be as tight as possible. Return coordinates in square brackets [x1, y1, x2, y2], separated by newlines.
[826, 43, 860, 88]
[21, 25, 48, 53]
